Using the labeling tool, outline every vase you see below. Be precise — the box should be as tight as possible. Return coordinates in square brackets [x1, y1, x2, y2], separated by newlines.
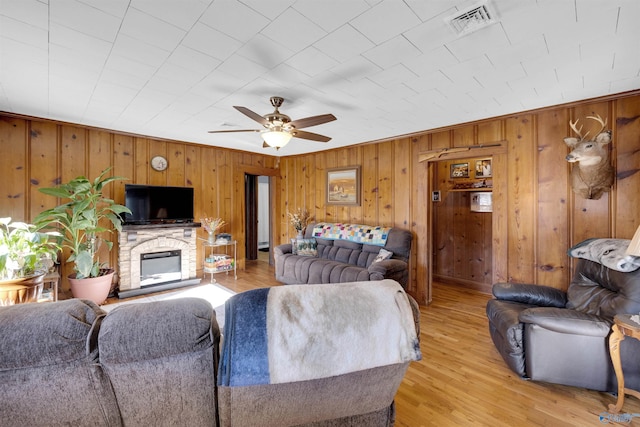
[296, 230, 304, 239]
[208, 232, 216, 244]
[68, 268, 115, 305]
[0, 273, 45, 306]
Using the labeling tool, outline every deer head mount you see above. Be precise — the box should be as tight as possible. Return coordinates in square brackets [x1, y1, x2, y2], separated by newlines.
[564, 114, 614, 200]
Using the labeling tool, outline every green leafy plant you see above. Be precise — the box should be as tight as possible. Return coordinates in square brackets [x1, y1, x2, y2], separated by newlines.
[34, 168, 130, 279]
[0, 217, 61, 280]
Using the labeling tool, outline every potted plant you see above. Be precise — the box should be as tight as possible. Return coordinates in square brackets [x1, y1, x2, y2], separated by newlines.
[0, 217, 61, 305]
[34, 168, 130, 304]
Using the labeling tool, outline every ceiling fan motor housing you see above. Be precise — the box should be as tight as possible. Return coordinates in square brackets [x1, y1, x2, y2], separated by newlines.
[263, 112, 291, 127]
[265, 96, 291, 127]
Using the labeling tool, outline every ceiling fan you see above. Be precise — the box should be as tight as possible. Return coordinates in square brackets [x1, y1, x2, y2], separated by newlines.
[208, 96, 336, 149]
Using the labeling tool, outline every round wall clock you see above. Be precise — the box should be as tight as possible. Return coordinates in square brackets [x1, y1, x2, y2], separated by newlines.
[151, 155, 168, 171]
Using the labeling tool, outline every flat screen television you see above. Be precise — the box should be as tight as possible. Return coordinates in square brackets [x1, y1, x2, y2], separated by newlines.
[123, 184, 194, 225]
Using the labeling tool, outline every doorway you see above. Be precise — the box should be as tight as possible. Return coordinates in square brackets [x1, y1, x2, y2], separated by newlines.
[431, 157, 493, 293]
[245, 174, 271, 263]
[423, 143, 507, 303]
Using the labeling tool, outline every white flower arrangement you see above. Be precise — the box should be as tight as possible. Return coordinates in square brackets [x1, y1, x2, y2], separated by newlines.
[200, 216, 226, 234]
[287, 208, 312, 233]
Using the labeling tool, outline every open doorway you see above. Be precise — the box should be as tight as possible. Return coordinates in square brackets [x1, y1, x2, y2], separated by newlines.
[423, 144, 507, 303]
[245, 174, 271, 263]
[431, 157, 493, 294]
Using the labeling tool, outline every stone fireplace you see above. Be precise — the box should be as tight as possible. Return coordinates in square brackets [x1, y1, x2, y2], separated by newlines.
[118, 224, 200, 298]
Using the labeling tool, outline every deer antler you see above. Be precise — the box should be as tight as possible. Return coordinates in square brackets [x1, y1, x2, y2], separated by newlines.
[569, 114, 608, 141]
[586, 114, 608, 135]
[569, 119, 589, 141]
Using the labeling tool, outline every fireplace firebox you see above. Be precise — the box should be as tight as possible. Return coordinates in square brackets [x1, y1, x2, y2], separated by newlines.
[140, 250, 182, 287]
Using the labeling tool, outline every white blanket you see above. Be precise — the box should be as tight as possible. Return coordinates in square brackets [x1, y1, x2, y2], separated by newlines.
[266, 279, 421, 384]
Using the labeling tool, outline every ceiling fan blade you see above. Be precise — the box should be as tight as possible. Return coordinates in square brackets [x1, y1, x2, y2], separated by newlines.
[208, 129, 261, 134]
[234, 106, 269, 126]
[291, 130, 331, 142]
[288, 113, 336, 129]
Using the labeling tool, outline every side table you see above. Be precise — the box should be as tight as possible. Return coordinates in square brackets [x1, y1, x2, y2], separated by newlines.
[42, 271, 60, 302]
[202, 240, 237, 284]
[608, 314, 640, 413]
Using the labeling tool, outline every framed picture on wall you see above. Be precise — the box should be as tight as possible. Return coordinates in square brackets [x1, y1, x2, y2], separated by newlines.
[327, 166, 361, 205]
[450, 162, 469, 178]
[475, 158, 492, 178]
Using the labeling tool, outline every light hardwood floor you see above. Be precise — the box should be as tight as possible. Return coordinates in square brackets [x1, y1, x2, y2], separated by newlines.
[105, 259, 640, 426]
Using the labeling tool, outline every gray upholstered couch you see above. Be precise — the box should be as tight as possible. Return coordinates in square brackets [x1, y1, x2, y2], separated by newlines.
[274, 222, 413, 287]
[0, 279, 420, 427]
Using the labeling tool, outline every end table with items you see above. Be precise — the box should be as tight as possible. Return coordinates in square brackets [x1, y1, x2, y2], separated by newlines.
[608, 314, 640, 413]
[202, 239, 237, 284]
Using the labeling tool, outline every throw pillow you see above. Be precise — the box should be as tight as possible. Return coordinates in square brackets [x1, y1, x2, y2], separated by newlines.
[568, 238, 640, 272]
[296, 238, 318, 257]
[372, 248, 393, 263]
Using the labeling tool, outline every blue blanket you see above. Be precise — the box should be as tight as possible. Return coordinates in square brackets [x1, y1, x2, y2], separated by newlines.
[218, 280, 421, 387]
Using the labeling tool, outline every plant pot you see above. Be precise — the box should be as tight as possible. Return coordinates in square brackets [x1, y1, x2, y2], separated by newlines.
[0, 273, 45, 306]
[68, 268, 114, 305]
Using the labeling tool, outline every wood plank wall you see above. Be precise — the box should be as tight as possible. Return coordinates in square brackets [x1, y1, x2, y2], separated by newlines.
[1, 91, 639, 304]
[277, 92, 640, 304]
[0, 115, 278, 292]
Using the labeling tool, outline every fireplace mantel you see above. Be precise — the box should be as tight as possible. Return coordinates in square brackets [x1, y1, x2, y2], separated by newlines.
[122, 222, 201, 231]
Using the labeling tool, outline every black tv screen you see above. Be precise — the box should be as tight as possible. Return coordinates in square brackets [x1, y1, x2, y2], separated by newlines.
[123, 184, 194, 224]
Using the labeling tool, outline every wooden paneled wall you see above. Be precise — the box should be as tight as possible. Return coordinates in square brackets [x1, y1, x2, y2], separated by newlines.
[277, 92, 640, 304]
[2, 91, 639, 304]
[0, 115, 278, 291]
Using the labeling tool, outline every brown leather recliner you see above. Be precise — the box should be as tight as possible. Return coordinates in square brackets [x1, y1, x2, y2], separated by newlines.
[486, 258, 640, 391]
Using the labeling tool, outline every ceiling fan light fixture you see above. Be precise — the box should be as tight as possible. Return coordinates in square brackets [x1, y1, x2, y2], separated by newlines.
[262, 130, 292, 148]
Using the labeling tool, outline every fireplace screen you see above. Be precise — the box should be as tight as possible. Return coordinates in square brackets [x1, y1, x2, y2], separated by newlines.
[140, 250, 182, 287]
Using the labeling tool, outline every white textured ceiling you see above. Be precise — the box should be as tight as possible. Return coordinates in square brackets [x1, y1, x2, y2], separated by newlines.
[1, 0, 639, 156]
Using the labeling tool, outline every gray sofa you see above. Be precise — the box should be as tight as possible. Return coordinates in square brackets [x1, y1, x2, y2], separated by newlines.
[0, 279, 420, 427]
[274, 222, 413, 287]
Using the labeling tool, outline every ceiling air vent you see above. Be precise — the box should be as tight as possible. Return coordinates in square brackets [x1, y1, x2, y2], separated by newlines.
[446, 2, 497, 36]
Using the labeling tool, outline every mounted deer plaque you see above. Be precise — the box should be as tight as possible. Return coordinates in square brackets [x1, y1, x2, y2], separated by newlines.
[564, 114, 614, 200]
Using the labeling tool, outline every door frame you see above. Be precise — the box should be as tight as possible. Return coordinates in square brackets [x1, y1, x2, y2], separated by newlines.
[237, 165, 279, 266]
[423, 144, 508, 303]
[245, 174, 259, 261]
